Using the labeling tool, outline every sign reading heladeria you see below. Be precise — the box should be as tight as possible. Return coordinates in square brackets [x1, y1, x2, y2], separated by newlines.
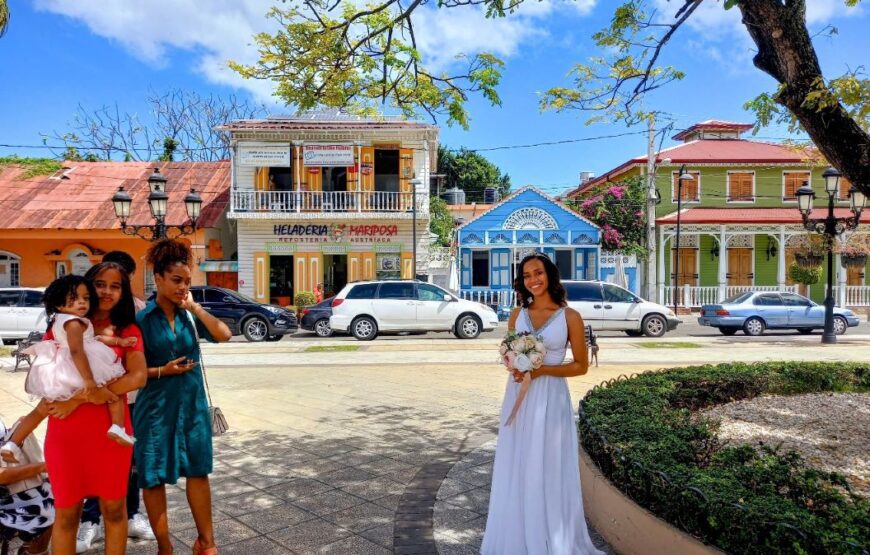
[238, 145, 292, 167]
[303, 144, 355, 167]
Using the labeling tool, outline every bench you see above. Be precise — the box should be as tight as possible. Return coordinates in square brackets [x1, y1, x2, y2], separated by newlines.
[586, 325, 599, 367]
[10, 331, 43, 373]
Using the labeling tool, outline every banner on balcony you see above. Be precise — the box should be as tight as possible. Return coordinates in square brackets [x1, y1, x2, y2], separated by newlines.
[303, 144, 355, 167]
[238, 145, 292, 167]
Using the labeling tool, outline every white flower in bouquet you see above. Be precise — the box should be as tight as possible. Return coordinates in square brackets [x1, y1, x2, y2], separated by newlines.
[535, 339, 545, 353]
[529, 351, 544, 368]
[523, 335, 537, 350]
[511, 338, 526, 353]
[513, 353, 533, 372]
[499, 343, 508, 356]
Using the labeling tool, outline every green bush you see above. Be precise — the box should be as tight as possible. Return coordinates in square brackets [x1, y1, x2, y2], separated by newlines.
[294, 291, 316, 308]
[579, 362, 869, 554]
[788, 263, 822, 286]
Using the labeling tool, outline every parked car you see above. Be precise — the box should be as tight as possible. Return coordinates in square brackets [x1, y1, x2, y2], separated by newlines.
[189, 286, 298, 342]
[563, 280, 680, 337]
[330, 280, 499, 341]
[0, 287, 46, 344]
[300, 297, 337, 337]
[698, 291, 860, 336]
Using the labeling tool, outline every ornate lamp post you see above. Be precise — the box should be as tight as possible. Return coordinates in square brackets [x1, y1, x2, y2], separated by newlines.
[111, 167, 203, 241]
[795, 167, 865, 344]
[672, 165, 695, 313]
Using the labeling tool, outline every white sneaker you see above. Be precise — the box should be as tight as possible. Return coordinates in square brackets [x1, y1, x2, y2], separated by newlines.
[127, 513, 155, 540]
[76, 521, 102, 553]
[107, 424, 135, 446]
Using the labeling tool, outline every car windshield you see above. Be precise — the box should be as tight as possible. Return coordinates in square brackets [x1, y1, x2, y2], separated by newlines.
[225, 289, 257, 304]
[723, 291, 753, 304]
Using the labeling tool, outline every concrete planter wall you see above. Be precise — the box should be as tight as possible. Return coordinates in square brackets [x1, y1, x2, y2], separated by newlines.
[579, 446, 726, 555]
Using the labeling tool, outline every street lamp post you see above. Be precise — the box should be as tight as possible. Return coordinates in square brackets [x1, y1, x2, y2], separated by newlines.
[795, 167, 866, 344]
[111, 167, 203, 241]
[673, 165, 695, 314]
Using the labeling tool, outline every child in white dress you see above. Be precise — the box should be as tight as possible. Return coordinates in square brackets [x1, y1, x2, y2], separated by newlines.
[1, 275, 135, 464]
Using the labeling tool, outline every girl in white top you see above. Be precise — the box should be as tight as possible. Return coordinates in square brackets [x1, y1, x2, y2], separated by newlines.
[1, 276, 135, 464]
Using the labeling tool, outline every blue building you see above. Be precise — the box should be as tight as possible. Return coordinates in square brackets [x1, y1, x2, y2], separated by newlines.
[456, 187, 602, 308]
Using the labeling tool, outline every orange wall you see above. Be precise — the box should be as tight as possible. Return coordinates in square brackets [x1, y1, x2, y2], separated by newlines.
[0, 230, 209, 297]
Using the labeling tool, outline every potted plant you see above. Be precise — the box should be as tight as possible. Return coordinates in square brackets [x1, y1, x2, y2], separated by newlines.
[788, 263, 821, 297]
[791, 234, 827, 268]
[835, 234, 870, 268]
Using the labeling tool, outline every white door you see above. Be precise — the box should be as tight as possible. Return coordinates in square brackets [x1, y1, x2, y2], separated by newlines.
[564, 282, 605, 330]
[414, 283, 458, 330]
[601, 283, 643, 330]
[0, 291, 22, 336]
[16, 290, 45, 334]
[372, 282, 417, 330]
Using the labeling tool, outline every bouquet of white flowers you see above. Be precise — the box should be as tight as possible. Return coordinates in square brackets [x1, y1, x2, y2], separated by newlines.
[498, 331, 546, 426]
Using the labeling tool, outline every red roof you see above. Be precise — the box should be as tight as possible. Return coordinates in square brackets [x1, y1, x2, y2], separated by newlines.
[672, 120, 754, 141]
[0, 161, 229, 230]
[569, 139, 815, 197]
[219, 118, 437, 132]
[656, 207, 868, 225]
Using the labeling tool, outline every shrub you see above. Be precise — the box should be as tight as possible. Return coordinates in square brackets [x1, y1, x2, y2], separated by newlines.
[294, 291, 316, 308]
[788, 263, 821, 286]
[579, 362, 869, 554]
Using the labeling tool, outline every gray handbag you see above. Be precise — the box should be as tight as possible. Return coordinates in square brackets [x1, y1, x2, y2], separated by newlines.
[187, 311, 229, 436]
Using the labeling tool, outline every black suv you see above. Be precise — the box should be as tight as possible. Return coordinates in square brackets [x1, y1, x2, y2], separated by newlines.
[190, 286, 298, 342]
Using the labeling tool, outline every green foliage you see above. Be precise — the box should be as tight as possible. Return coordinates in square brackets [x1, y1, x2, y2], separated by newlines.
[580, 362, 869, 554]
[0, 155, 63, 179]
[437, 146, 511, 199]
[788, 263, 822, 286]
[294, 291, 316, 308]
[429, 196, 455, 247]
[566, 176, 647, 257]
[228, 6, 504, 129]
[0, 0, 9, 38]
[159, 138, 178, 162]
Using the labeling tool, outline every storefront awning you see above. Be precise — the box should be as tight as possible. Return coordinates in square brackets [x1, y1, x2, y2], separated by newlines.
[199, 261, 238, 272]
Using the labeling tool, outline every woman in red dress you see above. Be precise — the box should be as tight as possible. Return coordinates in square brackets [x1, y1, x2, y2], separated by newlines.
[44, 262, 147, 555]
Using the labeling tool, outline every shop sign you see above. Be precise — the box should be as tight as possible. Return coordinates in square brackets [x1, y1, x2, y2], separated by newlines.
[303, 144, 355, 167]
[238, 145, 291, 167]
[321, 244, 350, 255]
[266, 242, 297, 253]
[271, 223, 399, 244]
[373, 243, 402, 253]
[360, 163, 373, 175]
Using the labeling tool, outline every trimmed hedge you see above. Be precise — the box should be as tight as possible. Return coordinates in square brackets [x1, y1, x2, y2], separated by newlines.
[579, 362, 869, 555]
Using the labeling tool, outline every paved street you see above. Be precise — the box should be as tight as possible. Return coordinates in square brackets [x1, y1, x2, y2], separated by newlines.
[2, 333, 869, 553]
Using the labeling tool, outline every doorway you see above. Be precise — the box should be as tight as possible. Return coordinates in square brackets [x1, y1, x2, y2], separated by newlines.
[727, 248, 753, 286]
[374, 149, 399, 194]
[270, 255, 294, 305]
[323, 255, 348, 299]
[554, 249, 573, 280]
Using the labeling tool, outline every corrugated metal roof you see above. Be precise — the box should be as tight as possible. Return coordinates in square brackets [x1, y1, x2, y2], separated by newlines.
[672, 120, 754, 141]
[655, 207, 869, 225]
[218, 117, 437, 132]
[0, 161, 229, 230]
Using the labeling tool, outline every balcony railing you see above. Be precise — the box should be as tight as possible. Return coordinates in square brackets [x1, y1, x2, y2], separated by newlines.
[230, 190, 428, 215]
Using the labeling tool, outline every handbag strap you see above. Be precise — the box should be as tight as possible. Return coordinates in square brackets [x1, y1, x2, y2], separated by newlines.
[186, 310, 213, 407]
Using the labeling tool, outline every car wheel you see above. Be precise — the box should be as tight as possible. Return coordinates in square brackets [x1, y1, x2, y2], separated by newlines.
[833, 316, 848, 335]
[455, 315, 482, 339]
[718, 327, 738, 336]
[641, 314, 667, 337]
[624, 330, 644, 337]
[265, 334, 283, 342]
[351, 316, 378, 341]
[242, 316, 269, 342]
[314, 318, 333, 337]
[797, 328, 813, 335]
[743, 317, 765, 336]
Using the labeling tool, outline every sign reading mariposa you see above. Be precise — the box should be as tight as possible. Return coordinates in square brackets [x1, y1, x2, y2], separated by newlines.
[303, 144, 355, 167]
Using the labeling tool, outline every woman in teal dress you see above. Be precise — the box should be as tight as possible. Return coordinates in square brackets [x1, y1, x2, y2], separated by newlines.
[134, 239, 231, 555]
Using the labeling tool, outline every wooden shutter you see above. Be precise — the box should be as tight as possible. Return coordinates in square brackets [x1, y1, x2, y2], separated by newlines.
[348, 253, 362, 282]
[673, 172, 699, 202]
[729, 173, 753, 201]
[401, 252, 414, 279]
[361, 252, 376, 280]
[399, 148, 414, 211]
[839, 176, 853, 200]
[784, 172, 810, 200]
[359, 146, 375, 210]
[252, 251, 269, 302]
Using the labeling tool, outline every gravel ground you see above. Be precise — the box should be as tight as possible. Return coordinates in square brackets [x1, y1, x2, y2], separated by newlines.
[704, 393, 869, 498]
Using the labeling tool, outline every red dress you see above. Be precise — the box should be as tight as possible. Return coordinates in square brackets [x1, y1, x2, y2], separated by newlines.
[43, 321, 143, 508]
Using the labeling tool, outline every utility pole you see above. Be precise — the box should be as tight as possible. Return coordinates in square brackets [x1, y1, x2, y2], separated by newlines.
[645, 115, 658, 301]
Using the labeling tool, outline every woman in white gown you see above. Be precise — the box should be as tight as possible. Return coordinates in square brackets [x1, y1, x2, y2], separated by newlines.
[482, 253, 603, 555]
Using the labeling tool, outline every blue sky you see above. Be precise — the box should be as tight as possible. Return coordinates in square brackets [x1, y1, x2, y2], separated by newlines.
[1, 0, 867, 200]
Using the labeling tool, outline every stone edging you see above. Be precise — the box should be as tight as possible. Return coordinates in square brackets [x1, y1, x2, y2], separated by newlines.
[579, 446, 726, 555]
[393, 458, 459, 555]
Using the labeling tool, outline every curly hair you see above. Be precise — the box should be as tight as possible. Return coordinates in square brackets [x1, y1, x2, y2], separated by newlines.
[146, 239, 192, 276]
[85, 261, 136, 330]
[42, 274, 97, 330]
[513, 253, 567, 308]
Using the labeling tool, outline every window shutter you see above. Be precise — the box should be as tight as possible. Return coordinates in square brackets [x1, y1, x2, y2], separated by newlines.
[730, 173, 753, 201]
[839, 177, 852, 200]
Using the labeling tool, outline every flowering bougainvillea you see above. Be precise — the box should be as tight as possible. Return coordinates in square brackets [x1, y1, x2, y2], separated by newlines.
[566, 176, 647, 257]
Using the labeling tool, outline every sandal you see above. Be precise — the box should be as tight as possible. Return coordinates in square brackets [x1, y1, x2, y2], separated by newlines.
[193, 539, 218, 555]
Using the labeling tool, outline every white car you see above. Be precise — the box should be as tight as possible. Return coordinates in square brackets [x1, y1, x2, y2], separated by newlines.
[0, 288, 47, 343]
[329, 280, 499, 341]
[563, 281, 680, 337]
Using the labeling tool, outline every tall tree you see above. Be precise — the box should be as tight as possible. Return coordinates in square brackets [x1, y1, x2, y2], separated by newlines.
[231, 1, 870, 193]
[0, 0, 8, 38]
[45, 89, 267, 161]
[566, 176, 647, 256]
[438, 146, 511, 200]
[429, 196, 456, 246]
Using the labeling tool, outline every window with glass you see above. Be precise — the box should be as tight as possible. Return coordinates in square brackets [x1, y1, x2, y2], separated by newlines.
[564, 282, 603, 302]
[376, 254, 401, 280]
[603, 284, 636, 303]
[377, 282, 414, 299]
[0, 253, 20, 287]
[0, 291, 20, 306]
[347, 283, 378, 299]
[781, 293, 811, 307]
[753, 293, 782, 306]
[204, 288, 229, 303]
[417, 284, 448, 301]
[22, 291, 43, 307]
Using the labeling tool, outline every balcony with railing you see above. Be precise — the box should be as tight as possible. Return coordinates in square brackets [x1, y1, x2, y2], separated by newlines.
[229, 190, 429, 219]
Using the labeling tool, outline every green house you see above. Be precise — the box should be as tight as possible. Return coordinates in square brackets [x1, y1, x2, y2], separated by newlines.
[570, 121, 868, 307]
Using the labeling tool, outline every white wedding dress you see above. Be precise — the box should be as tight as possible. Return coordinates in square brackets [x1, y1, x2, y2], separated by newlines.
[481, 307, 603, 555]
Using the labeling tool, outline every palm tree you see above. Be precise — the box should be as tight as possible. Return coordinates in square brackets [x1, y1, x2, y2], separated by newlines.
[0, 0, 9, 38]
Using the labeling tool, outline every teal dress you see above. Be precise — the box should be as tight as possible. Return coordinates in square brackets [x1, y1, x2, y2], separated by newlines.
[133, 301, 214, 488]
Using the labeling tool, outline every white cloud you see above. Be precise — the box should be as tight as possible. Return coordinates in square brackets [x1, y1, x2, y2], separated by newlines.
[34, 0, 596, 104]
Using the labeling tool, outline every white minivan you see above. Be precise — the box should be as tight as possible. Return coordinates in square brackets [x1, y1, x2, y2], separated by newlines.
[329, 280, 499, 341]
[563, 281, 680, 337]
[0, 288, 47, 343]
